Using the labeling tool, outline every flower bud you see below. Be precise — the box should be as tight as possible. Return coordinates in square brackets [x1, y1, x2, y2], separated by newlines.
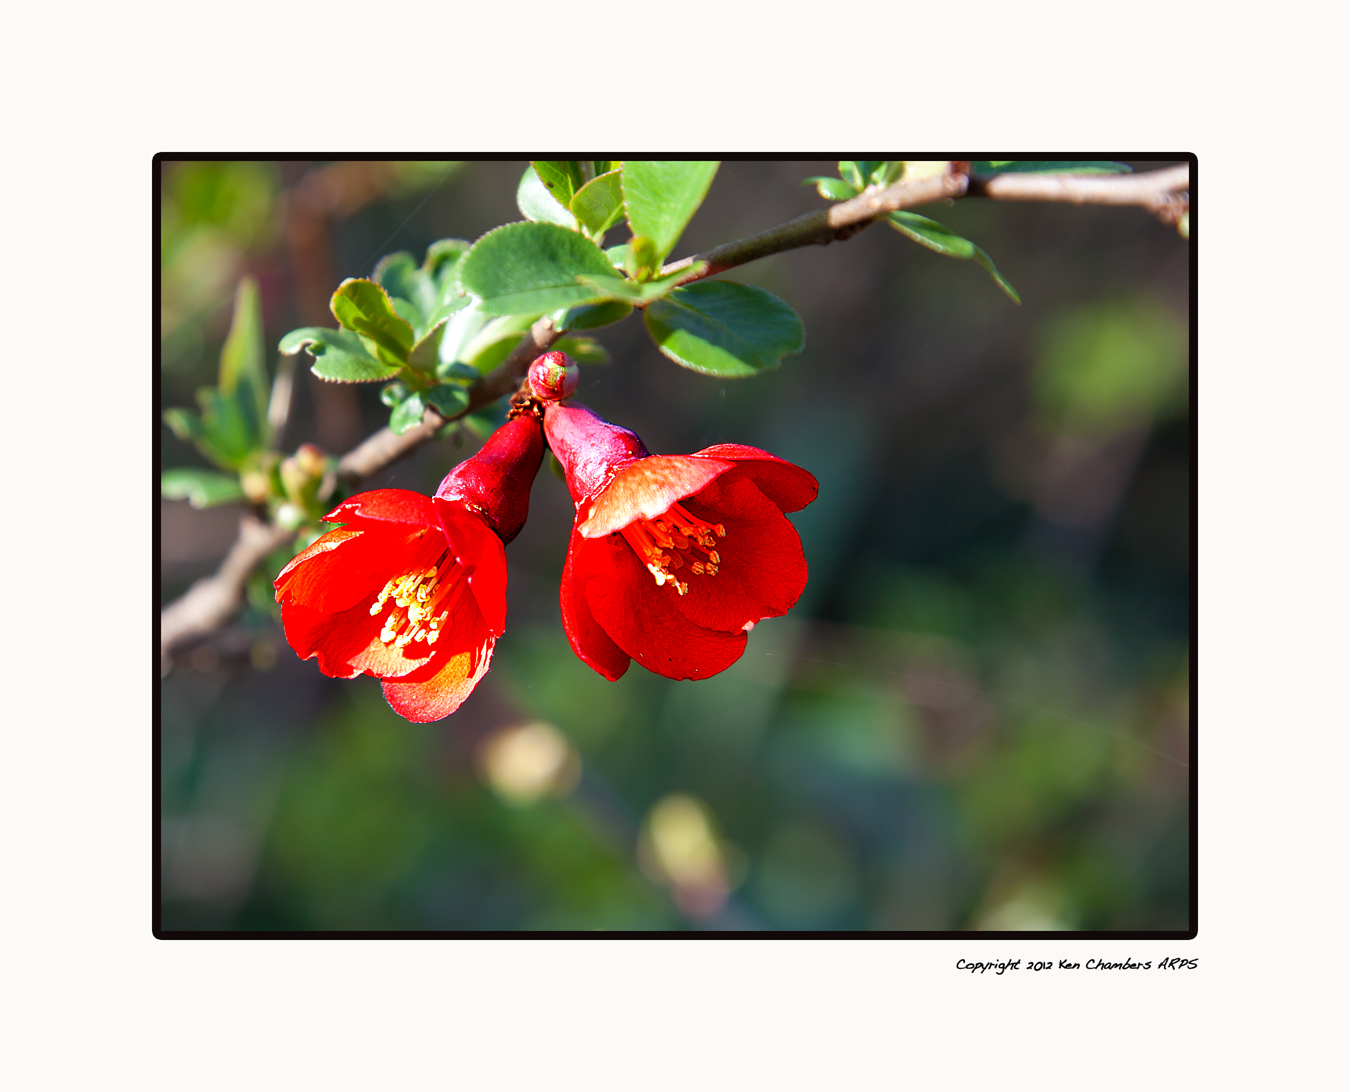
[527, 352, 580, 402]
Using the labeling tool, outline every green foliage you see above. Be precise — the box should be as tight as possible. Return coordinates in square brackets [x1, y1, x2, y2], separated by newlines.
[164, 275, 273, 469]
[570, 170, 625, 238]
[279, 327, 402, 383]
[458, 221, 621, 316]
[621, 161, 719, 266]
[644, 281, 805, 377]
[517, 166, 578, 230]
[552, 300, 633, 332]
[160, 467, 246, 508]
[330, 279, 415, 364]
[886, 212, 1021, 303]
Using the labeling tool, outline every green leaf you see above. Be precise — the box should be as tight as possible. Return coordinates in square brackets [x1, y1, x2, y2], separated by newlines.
[423, 383, 470, 417]
[551, 300, 633, 332]
[856, 161, 886, 186]
[424, 238, 470, 278]
[380, 380, 410, 407]
[643, 280, 804, 377]
[389, 392, 426, 434]
[389, 296, 426, 338]
[570, 170, 625, 237]
[408, 317, 449, 373]
[621, 161, 719, 264]
[161, 467, 246, 509]
[553, 335, 609, 364]
[218, 276, 269, 448]
[330, 279, 415, 363]
[530, 161, 583, 208]
[803, 176, 859, 201]
[971, 161, 1131, 176]
[518, 165, 579, 229]
[458, 221, 619, 316]
[886, 212, 1020, 303]
[437, 361, 481, 383]
[372, 251, 420, 302]
[576, 263, 702, 305]
[838, 161, 864, 189]
[279, 326, 403, 383]
[164, 407, 240, 471]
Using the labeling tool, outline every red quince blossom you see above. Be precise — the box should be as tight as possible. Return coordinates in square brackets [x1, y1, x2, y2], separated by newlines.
[543, 401, 818, 681]
[273, 415, 543, 722]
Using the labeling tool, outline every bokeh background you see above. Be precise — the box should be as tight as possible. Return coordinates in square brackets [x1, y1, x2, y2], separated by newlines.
[159, 160, 1190, 932]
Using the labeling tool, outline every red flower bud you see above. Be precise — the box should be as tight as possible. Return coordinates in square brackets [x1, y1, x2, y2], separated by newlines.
[527, 351, 580, 402]
[273, 416, 543, 722]
[543, 401, 818, 681]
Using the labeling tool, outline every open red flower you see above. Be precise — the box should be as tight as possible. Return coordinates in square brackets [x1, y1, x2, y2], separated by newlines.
[543, 401, 817, 681]
[273, 415, 543, 722]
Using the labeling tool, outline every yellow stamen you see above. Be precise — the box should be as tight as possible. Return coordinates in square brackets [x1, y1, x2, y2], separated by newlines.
[370, 551, 468, 649]
[618, 501, 727, 595]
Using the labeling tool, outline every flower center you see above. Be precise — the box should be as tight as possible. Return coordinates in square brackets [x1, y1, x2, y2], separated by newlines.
[368, 549, 467, 648]
[618, 501, 726, 596]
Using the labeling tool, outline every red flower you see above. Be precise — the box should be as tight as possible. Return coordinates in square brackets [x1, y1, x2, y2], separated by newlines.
[543, 401, 817, 681]
[273, 415, 543, 722]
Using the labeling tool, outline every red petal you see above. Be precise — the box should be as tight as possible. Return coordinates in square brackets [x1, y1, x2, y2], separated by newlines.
[578, 455, 735, 538]
[279, 599, 436, 679]
[689, 444, 819, 513]
[561, 525, 631, 681]
[320, 488, 439, 526]
[434, 499, 509, 637]
[580, 531, 748, 680]
[382, 636, 495, 722]
[669, 476, 808, 634]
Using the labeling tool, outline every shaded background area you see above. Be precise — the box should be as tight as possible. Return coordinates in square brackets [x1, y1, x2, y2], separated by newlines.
[159, 160, 1190, 931]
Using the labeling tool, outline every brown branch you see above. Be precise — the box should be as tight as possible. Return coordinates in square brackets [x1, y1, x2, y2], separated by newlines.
[968, 164, 1190, 208]
[160, 162, 1190, 662]
[160, 515, 293, 670]
[660, 169, 970, 284]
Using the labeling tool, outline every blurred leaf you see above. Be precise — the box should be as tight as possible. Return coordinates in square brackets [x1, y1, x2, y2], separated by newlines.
[837, 161, 865, 189]
[389, 296, 426, 338]
[855, 160, 885, 186]
[389, 392, 426, 434]
[372, 251, 420, 302]
[621, 161, 719, 264]
[218, 276, 269, 448]
[423, 383, 470, 417]
[803, 176, 859, 201]
[517, 165, 579, 230]
[380, 380, 410, 407]
[407, 317, 450, 373]
[553, 335, 609, 364]
[530, 161, 584, 208]
[423, 238, 470, 278]
[971, 161, 1131, 175]
[436, 361, 481, 383]
[570, 170, 625, 237]
[886, 212, 1020, 303]
[459, 222, 620, 316]
[552, 300, 633, 332]
[330, 279, 415, 363]
[1035, 297, 1188, 436]
[279, 326, 402, 383]
[161, 467, 245, 508]
[643, 280, 804, 377]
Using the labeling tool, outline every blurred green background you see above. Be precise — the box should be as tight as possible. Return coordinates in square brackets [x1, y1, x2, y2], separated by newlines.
[159, 160, 1190, 931]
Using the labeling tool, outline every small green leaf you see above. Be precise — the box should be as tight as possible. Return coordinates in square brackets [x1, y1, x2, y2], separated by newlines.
[389, 392, 426, 434]
[218, 276, 269, 448]
[458, 221, 620, 316]
[530, 161, 583, 208]
[279, 326, 402, 383]
[886, 212, 1020, 303]
[971, 161, 1131, 176]
[856, 161, 886, 186]
[372, 251, 420, 301]
[436, 361, 481, 383]
[389, 296, 426, 338]
[408, 317, 450, 373]
[643, 280, 804, 377]
[553, 335, 609, 364]
[423, 384, 470, 417]
[330, 279, 415, 363]
[552, 300, 633, 332]
[838, 161, 865, 189]
[161, 468, 246, 509]
[518, 165, 579, 229]
[622, 161, 719, 264]
[803, 176, 859, 201]
[576, 263, 702, 305]
[570, 170, 625, 237]
[424, 238, 470, 278]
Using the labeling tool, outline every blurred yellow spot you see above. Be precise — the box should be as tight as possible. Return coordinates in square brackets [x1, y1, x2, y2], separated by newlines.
[638, 794, 742, 920]
[476, 721, 580, 806]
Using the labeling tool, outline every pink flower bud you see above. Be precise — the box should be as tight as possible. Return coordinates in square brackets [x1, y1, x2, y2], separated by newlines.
[527, 352, 580, 402]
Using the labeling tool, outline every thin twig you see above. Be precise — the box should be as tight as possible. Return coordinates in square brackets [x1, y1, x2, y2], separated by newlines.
[968, 164, 1190, 207]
